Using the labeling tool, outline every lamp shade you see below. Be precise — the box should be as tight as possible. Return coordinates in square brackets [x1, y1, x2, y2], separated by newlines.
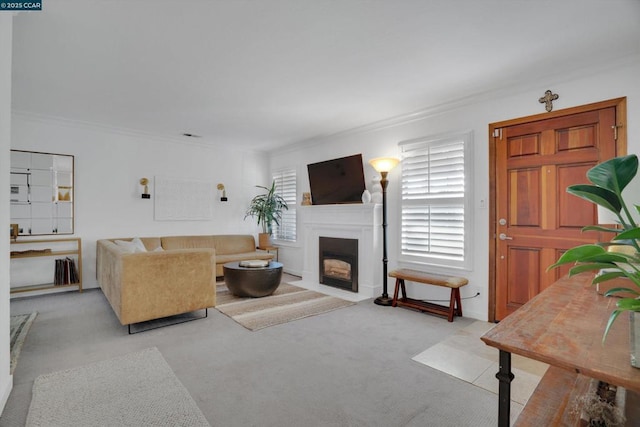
[369, 157, 400, 173]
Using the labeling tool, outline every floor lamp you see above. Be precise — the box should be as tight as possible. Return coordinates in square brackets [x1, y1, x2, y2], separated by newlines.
[369, 157, 400, 306]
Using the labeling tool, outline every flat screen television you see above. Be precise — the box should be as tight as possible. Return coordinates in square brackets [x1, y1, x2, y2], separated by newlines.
[307, 154, 366, 205]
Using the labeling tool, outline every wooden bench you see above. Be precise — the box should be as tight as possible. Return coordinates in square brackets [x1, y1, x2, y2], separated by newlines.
[389, 268, 468, 322]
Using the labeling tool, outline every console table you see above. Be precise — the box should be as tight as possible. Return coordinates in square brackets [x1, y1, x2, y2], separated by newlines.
[481, 273, 640, 426]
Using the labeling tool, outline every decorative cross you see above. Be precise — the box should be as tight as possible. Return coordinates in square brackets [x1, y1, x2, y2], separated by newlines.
[538, 90, 559, 112]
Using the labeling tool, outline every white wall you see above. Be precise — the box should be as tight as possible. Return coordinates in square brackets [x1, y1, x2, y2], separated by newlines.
[0, 14, 13, 413]
[269, 55, 640, 321]
[11, 115, 270, 290]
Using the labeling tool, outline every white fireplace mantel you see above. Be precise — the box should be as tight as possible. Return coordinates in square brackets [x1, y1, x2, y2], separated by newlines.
[291, 203, 383, 302]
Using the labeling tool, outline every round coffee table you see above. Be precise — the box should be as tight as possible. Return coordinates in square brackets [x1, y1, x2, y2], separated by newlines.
[223, 261, 283, 297]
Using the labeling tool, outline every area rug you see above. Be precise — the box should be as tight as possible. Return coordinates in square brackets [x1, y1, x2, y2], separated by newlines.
[216, 282, 355, 331]
[10, 312, 37, 374]
[26, 347, 210, 427]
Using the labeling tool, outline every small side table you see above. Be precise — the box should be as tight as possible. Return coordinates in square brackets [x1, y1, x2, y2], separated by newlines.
[257, 245, 279, 262]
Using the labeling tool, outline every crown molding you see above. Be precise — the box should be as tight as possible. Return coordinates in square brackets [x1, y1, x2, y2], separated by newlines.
[10, 110, 262, 153]
[271, 52, 640, 156]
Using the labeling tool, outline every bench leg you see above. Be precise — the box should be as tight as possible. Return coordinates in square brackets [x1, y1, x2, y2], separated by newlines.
[392, 278, 401, 307]
[447, 289, 456, 322]
[454, 288, 463, 317]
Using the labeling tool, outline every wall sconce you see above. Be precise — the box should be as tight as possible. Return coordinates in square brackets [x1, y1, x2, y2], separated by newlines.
[217, 183, 228, 201]
[10, 223, 19, 241]
[140, 178, 151, 199]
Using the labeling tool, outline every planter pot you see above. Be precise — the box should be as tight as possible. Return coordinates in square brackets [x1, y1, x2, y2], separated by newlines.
[258, 233, 271, 249]
[631, 311, 640, 369]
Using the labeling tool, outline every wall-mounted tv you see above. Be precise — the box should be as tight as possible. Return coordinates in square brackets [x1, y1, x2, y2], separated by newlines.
[307, 154, 366, 205]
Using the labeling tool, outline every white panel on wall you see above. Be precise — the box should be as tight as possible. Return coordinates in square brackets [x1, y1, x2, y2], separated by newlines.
[154, 176, 215, 221]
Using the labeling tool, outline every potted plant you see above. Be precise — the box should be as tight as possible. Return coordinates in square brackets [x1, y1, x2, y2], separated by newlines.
[244, 181, 288, 248]
[549, 154, 640, 345]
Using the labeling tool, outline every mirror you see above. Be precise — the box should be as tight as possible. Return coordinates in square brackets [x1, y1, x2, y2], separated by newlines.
[10, 150, 74, 236]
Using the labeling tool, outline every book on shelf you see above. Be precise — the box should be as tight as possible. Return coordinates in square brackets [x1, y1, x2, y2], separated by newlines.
[54, 257, 79, 285]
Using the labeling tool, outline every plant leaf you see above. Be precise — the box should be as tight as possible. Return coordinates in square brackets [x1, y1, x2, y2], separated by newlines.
[581, 253, 630, 263]
[614, 227, 640, 241]
[587, 154, 638, 194]
[582, 225, 622, 233]
[592, 271, 628, 283]
[548, 245, 607, 269]
[569, 263, 618, 276]
[616, 297, 640, 310]
[602, 309, 624, 344]
[566, 185, 622, 213]
[604, 287, 640, 297]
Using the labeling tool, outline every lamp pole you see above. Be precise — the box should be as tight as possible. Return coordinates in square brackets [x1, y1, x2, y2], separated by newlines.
[375, 170, 392, 306]
[368, 157, 399, 307]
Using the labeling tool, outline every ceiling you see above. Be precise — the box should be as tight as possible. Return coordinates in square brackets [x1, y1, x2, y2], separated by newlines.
[11, 0, 640, 151]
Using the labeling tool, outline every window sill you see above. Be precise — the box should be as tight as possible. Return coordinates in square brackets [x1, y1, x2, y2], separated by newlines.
[271, 240, 300, 249]
[397, 258, 472, 276]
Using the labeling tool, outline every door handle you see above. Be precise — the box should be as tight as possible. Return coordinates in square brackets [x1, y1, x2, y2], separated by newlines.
[499, 233, 513, 241]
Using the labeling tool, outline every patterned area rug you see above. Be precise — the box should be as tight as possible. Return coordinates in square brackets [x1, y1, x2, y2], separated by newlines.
[216, 282, 355, 331]
[26, 347, 210, 427]
[10, 312, 37, 374]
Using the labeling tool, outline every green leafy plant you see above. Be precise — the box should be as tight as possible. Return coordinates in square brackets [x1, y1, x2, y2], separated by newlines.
[244, 181, 288, 234]
[549, 154, 640, 341]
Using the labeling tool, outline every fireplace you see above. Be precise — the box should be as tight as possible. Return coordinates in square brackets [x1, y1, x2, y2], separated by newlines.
[319, 237, 358, 292]
[297, 204, 381, 301]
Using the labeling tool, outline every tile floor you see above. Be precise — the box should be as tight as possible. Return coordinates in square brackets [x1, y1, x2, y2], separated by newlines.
[412, 320, 549, 421]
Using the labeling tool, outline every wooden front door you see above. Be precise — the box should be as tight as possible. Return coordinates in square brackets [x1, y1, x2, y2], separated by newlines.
[489, 98, 627, 321]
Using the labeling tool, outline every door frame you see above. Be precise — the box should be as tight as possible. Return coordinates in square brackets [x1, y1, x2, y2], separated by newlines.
[487, 97, 627, 322]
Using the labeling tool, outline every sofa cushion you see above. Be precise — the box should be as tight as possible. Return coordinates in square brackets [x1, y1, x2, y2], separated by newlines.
[110, 237, 161, 252]
[213, 235, 256, 255]
[140, 237, 162, 251]
[114, 237, 147, 253]
[161, 235, 217, 250]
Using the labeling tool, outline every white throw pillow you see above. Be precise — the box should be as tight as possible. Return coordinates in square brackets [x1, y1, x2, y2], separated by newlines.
[153, 246, 164, 252]
[114, 238, 147, 253]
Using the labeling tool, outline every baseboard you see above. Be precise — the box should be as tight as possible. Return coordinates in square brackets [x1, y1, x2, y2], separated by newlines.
[283, 268, 302, 278]
[462, 309, 487, 322]
[0, 374, 13, 415]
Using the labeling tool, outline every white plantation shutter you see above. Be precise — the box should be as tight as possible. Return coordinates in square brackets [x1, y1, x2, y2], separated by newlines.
[272, 168, 297, 242]
[399, 132, 472, 269]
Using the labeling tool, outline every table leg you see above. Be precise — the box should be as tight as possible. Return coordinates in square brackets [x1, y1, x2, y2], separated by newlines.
[496, 350, 514, 427]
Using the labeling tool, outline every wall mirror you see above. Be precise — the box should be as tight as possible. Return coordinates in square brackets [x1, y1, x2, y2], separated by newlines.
[10, 150, 74, 236]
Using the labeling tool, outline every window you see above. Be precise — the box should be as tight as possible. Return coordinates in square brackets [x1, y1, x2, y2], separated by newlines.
[272, 168, 297, 242]
[399, 131, 473, 270]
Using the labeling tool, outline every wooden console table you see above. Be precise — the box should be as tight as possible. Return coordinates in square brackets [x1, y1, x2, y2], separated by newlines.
[481, 273, 640, 426]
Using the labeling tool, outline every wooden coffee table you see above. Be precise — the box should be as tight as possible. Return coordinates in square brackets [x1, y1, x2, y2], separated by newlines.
[223, 261, 283, 297]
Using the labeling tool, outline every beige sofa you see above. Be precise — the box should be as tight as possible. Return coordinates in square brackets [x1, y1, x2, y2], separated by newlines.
[96, 235, 273, 327]
[160, 235, 274, 277]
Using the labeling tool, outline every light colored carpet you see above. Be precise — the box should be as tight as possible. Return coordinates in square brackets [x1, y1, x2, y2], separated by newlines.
[216, 282, 355, 331]
[26, 347, 210, 427]
[10, 312, 37, 374]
